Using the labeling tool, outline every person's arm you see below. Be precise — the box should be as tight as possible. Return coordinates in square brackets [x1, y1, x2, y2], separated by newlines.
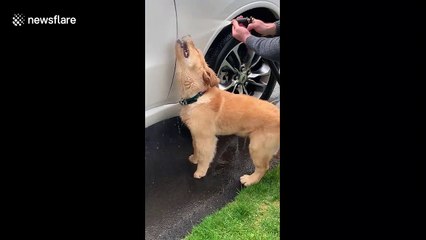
[245, 36, 280, 63]
[232, 19, 280, 62]
[274, 20, 280, 36]
[247, 18, 279, 36]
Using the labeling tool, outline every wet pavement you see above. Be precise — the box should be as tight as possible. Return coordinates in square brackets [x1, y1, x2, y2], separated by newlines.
[145, 84, 280, 240]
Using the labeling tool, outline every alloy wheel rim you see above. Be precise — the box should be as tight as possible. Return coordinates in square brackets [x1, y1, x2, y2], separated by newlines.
[217, 43, 272, 98]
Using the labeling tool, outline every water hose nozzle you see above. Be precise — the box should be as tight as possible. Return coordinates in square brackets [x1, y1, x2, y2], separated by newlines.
[235, 16, 254, 27]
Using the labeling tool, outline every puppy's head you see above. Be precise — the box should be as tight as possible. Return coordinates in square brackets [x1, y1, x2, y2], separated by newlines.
[175, 35, 219, 93]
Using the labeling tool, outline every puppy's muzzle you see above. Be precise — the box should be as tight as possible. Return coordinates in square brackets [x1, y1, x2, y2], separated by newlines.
[177, 37, 190, 58]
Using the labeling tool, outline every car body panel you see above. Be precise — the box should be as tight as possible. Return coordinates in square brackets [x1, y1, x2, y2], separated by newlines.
[145, 0, 177, 110]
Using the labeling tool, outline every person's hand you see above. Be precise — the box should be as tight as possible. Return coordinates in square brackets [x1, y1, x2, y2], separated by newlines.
[247, 18, 276, 36]
[231, 18, 251, 43]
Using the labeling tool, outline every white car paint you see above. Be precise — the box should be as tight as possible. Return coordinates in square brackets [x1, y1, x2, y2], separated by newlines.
[145, 0, 280, 128]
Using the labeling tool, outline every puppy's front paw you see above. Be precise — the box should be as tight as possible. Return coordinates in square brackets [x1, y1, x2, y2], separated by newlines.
[240, 174, 259, 187]
[188, 154, 198, 164]
[193, 170, 206, 179]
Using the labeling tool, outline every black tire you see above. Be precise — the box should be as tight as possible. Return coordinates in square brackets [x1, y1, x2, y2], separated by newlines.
[205, 29, 277, 100]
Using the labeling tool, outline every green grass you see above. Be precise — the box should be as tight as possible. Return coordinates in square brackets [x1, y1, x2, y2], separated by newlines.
[184, 165, 280, 240]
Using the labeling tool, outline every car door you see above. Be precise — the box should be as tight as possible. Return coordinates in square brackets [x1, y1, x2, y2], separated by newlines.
[145, 0, 177, 112]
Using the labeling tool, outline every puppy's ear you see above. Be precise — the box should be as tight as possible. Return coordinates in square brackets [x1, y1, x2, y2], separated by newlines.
[202, 67, 220, 87]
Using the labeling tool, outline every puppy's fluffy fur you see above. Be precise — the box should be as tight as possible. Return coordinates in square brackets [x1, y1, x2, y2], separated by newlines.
[175, 36, 280, 186]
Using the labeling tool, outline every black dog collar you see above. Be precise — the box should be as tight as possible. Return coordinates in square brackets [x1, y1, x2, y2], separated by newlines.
[179, 91, 206, 105]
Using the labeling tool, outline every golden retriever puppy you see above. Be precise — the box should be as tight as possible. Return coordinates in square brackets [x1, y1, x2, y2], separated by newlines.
[175, 35, 280, 186]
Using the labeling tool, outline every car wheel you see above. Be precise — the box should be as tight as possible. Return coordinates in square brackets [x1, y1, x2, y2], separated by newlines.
[205, 31, 277, 100]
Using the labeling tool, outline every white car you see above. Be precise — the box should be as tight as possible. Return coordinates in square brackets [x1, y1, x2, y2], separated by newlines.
[145, 0, 280, 128]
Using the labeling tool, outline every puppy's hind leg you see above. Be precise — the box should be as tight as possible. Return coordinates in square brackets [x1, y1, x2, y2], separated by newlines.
[192, 136, 218, 179]
[240, 131, 278, 186]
